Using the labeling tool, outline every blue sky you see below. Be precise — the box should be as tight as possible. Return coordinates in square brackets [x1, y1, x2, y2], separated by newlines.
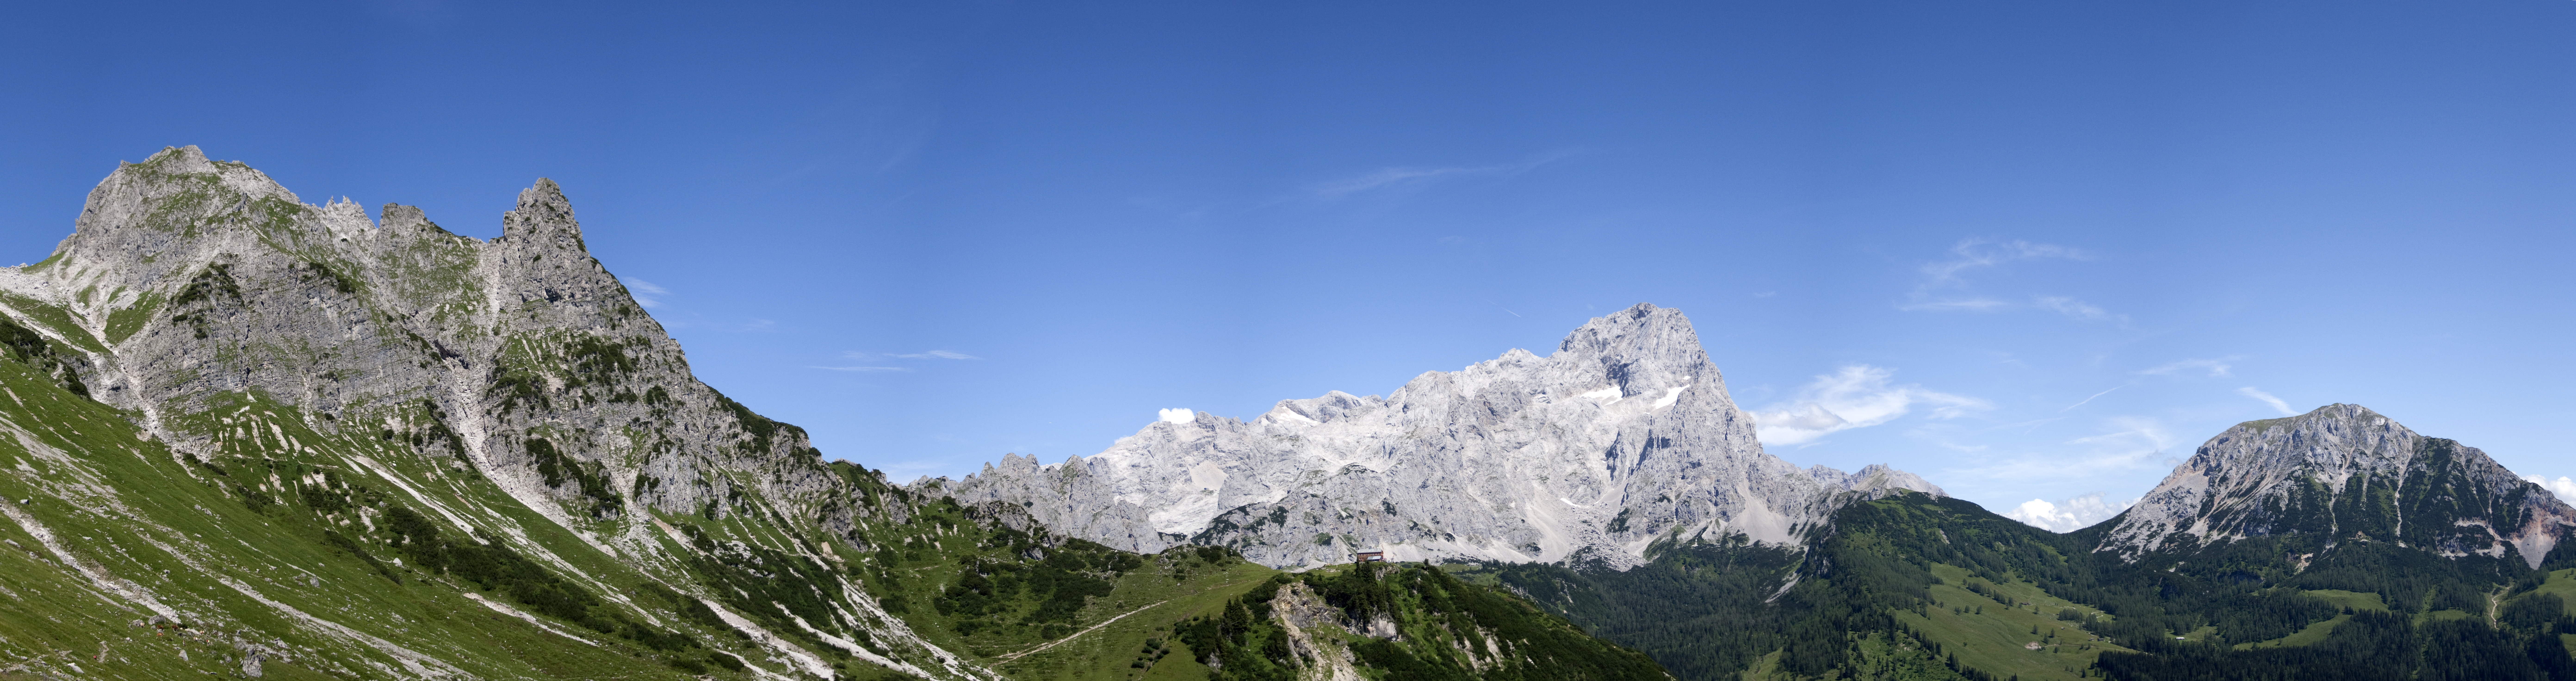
[5, 1, 2573, 524]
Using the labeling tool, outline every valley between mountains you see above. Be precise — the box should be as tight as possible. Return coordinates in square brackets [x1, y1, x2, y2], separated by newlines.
[0, 147, 2569, 681]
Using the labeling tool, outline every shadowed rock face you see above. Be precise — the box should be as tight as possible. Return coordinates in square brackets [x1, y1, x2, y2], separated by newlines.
[2099, 403, 2576, 569]
[928, 303, 1942, 569]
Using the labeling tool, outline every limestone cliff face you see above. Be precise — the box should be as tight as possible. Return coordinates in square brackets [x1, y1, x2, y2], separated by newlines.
[928, 304, 1942, 568]
[15, 146, 855, 525]
[2098, 403, 2576, 569]
[0, 146, 975, 679]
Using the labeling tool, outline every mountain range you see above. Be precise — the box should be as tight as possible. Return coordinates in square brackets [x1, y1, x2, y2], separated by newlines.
[932, 302, 1941, 569]
[0, 147, 2568, 681]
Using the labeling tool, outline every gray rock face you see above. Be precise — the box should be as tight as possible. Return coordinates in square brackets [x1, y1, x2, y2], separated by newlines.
[11, 146, 866, 526]
[2098, 403, 2576, 569]
[0, 147, 977, 679]
[927, 304, 1941, 568]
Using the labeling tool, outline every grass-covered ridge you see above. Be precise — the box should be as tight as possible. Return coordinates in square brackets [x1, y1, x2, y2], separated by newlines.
[0, 353, 741, 678]
[1471, 491, 2576, 681]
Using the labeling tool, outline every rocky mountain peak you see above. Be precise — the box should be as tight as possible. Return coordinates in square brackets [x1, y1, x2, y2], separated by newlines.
[0, 148, 994, 679]
[932, 303, 1939, 569]
[2099, 403, 2576, 568]
[499, 177, 589, 252]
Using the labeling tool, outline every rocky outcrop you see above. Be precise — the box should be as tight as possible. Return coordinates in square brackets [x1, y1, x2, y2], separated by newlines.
[23, 147, 846, 525]
[1267, 583, 1366, 681]
[2097, 403, 2576, 569]
[0, 146, 976, 680]
[928, 304, 1941, 568]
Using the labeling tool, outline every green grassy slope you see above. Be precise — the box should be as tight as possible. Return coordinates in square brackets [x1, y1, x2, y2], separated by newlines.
[1895, 564, 2132, 680]
[1475, 491, 2576, 681]
[0, 355, 720, 678]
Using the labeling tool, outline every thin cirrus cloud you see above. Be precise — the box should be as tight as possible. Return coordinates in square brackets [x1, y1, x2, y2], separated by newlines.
[1749, 365, 1991, 446]
[624, 278, 670, 308]
[810, 350, 980, 372]
[1899, 239, 2121, 322]
[2139, 358, 2238, 378]
[2058, 384, 2124, 413]
[1941, 416, 2180, 493]
[2034, 296, 2125, 324]
[2237, 387, 2297, 416]
[1901, 298, 2013, 312]
[1307, 151, 1576, 199]
[2059, 417, 2179, 466]
[1917, 239, 2087, 288]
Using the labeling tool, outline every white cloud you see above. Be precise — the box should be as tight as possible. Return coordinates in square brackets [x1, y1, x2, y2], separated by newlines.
[2523, 475, 2576, 505]
[2034, 296, 2123, 323]
[1936, 417, 2179, 500]
[1919, 239, 2087, 287]
[844, 350, 981, 361]
[2139, 358, 2236, 378]
[2062, 417, 2177, 453]
[1902, 239, 2099, 316]
[1309, 152, 1572, 199]
[625, 278, 669, 308]
[2237, 387, 2296, 416]
[1158, 408, 1195, 423]
[1898, 298, 2013, 312]
[2005, 492, 2135, 533]
[1750, 365, 1991, 446]
[2058, 384, 2124, 413]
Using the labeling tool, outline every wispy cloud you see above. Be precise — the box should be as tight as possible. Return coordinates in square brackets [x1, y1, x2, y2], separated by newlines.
[1939, 416, 2181, 490]
[2062, 418, 2177, 452]
[2237, 387, 2296, 415]
[1919, 239, 2088, 287]
[625, 278, 669, 308]
[2004, 492, 2135, 533]
[845, 350, 980, 361]
[1901, 240, 2120, 321]
[1309, 151, 1574, 199]
[1898, 298, 2013, 313]
[1749, 365, 1991, 446]
[2035, 296, 2124, 323]
[2522, 475, 2576, 505]
[2139, 357, 2238, 378]
[2059, 384, 2125, 413]
[820, 350, 977, 372]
